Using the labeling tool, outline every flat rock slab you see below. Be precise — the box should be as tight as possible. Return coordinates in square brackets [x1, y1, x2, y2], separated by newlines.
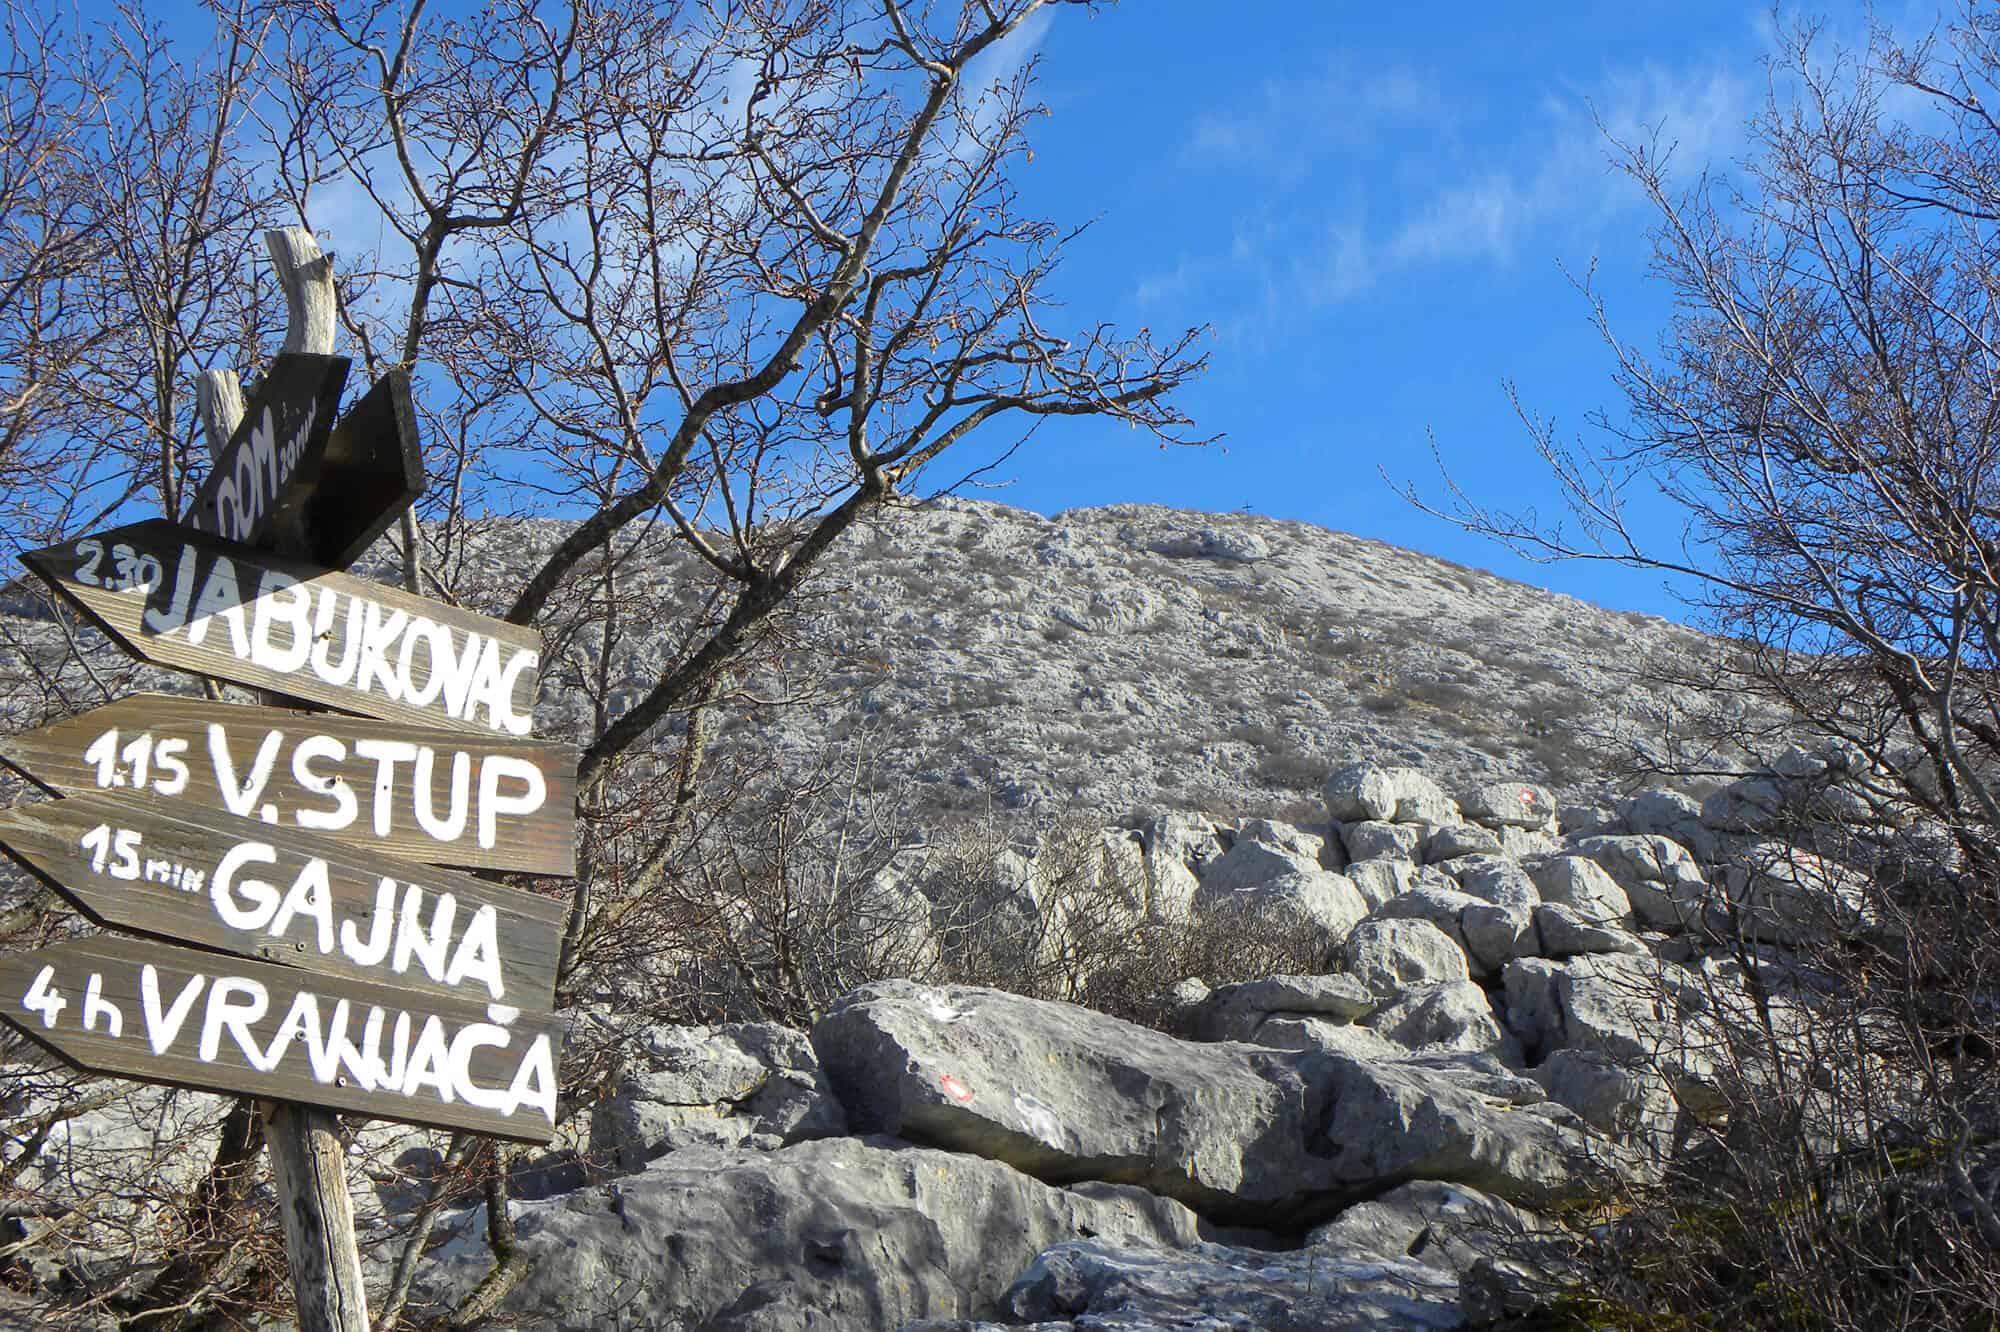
[407, 1135, 1200, 1331]
[814, 981, 1608, 1223]
[996, 1239, 1468, 1331]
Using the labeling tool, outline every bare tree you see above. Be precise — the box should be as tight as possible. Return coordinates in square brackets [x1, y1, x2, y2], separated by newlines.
[0, 1, 1205, 1326]
[1409, 9, 2000, 1326]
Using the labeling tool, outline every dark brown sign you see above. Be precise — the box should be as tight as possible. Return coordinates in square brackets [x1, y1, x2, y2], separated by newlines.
[183, 353, 351, 552]
[22, 520, 542, 736]
[0, 792, 561, 1007]
[0, 935, 561, 1142]
[0, 696, 576, 876]
[253, 369, 426, 571]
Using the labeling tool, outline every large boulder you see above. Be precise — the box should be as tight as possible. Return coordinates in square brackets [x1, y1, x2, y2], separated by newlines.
[1570, 835, 1707, 931]
[588, 1022, 845, 1173]
[1342, 819, 1423, 862]
[1196, 867, 1368, 946]
[990, 1237, 1467, 1332]
[406, 1136, 1201, 1331]
[1363, 982, 1520, 1061]
[1325, 765, 1461, 829]
[1195, 975, 1377, 1043]
[1198, 820, 1327, 893]
[1137, 813, 1222, 922]
[1342, 918, 1472, 996]
[1345, 858, 1420, 910]
[1457, 781, 1558, 830]
[1528, 855, 1631, 924]
[813, 982, 1605, 1221]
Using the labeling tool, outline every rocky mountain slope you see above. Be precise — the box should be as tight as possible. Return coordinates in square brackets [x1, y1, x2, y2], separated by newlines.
[512, 496, 1750, 822]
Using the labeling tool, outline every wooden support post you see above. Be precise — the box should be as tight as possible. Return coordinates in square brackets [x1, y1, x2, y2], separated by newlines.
[198, 226, 372, 1332]
[265, 1103, 371, 1332]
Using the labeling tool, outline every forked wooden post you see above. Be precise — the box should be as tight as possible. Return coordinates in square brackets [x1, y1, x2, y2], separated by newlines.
[197, 227, 371, 1332]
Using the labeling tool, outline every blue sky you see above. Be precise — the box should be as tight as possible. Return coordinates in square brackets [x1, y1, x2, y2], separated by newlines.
[965, 1, 1939, 623]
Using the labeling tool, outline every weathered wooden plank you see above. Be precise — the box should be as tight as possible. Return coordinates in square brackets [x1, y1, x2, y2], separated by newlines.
[300, 369, 425, 570]
[182, 352, 351, 553]
[22, 520, 541, 737]
[0, 791, 561, 1008]
[0, 935, 561, 1142]
[0, 696, 576, 877]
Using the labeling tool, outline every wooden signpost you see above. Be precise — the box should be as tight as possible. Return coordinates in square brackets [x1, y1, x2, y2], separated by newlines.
[0, 935, 563, 1141]
[23, 519, 543, 736]
[0, 695, 578, 875]
[0, 791, 564, 1003]
[0, 230, 574, 1331]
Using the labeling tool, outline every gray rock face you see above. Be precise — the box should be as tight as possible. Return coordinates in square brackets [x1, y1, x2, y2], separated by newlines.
[1343, 917, 1472, 996]
[1310, 1178, 1547, 1281]
[1534, 903, 1647, 959]
[1343, 819, 1423, 861]
[1195, 868, 1367, 944]
[995, 1238, 1467, 1332]
[814, 981, 1348, 1222]
[1458, 781, 1558, 830]
[1325, 763, 1399, 823]
[1440, 855, 1539, 907]
[813, 981, 1603, 1222]
[1345, 857, 1419, 909]
[1424, 822, 1503, 862]
[408, 1136, 1201, 1331]
[1571, 834, 1707, 931]
[1197, 821, 1326, 893]
[1195, 974, 1377, 1042]
[1529, 854, 1632, 923]
[1363, 982, 1519, 1061]
[588, 1022, 846, 1172]
[1530, 1049, 1677, 1141]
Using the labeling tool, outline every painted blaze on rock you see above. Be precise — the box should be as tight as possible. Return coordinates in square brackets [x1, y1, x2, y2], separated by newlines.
[23, 520, 541, 736]
[0, 935, 561, 1142]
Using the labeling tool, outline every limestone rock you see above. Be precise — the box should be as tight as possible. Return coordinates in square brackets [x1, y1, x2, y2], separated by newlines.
[1533, 903, 1647, 959]
[813, 981, 1603, 1222]
[1198, 820, 1325, 893]
[1570, 834, 1706, 931]
[1324, 762, 1399, 823]
[1458, 781, 1558, 830]
[1423, 822, 1503, 862]
[1528, 855, 1631, 924]
[1342, 917, 1473, 996]
[407, 1136, 1201, 1330]
[1196, 868, 1368, 944]
[588, 1022, 845, 1173]
[1363, 982, 1520, 1061]
[997, 1238, 1467, 1332]
[1195, 974, 1377, 1042]
[1343, 819, 1423, 861]
[1345, 857, 1419, 910]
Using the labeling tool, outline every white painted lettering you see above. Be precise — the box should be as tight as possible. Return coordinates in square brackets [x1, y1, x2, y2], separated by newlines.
[444, 904, 504, 1000]
[249, 571, 313, 674]
[199, 977, 270, 1066]
[270, 858, 336, 954]
[208, 725, 283, 818]
[342, 878, 397, 967]
[413, 748, 470, 843]
[477, 756, 546, 849]
[140, 967, 206, 1055]
[292, 735, 357, 832]
[353, 738, 417, 837]
[211, 841, 281, 931]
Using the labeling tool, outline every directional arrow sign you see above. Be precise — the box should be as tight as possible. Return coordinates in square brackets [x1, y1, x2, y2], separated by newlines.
[183, 352, 351, 553]
[294, 368, 426, 570]
[0, 695, 576, 876]
[0, 792, 561, 1007]
[0, 935, 562, 1142]
[22, 519, 541, 736]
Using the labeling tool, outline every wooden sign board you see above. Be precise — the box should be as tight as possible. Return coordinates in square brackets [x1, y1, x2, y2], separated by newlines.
[0, 792, 561, 1007]
[22, 520, 542, 737]
[0, 935, 561, 1142]
[183, 353, 350, 553]
[263, 369, 425, 571]
[0, 696, 576, 876]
